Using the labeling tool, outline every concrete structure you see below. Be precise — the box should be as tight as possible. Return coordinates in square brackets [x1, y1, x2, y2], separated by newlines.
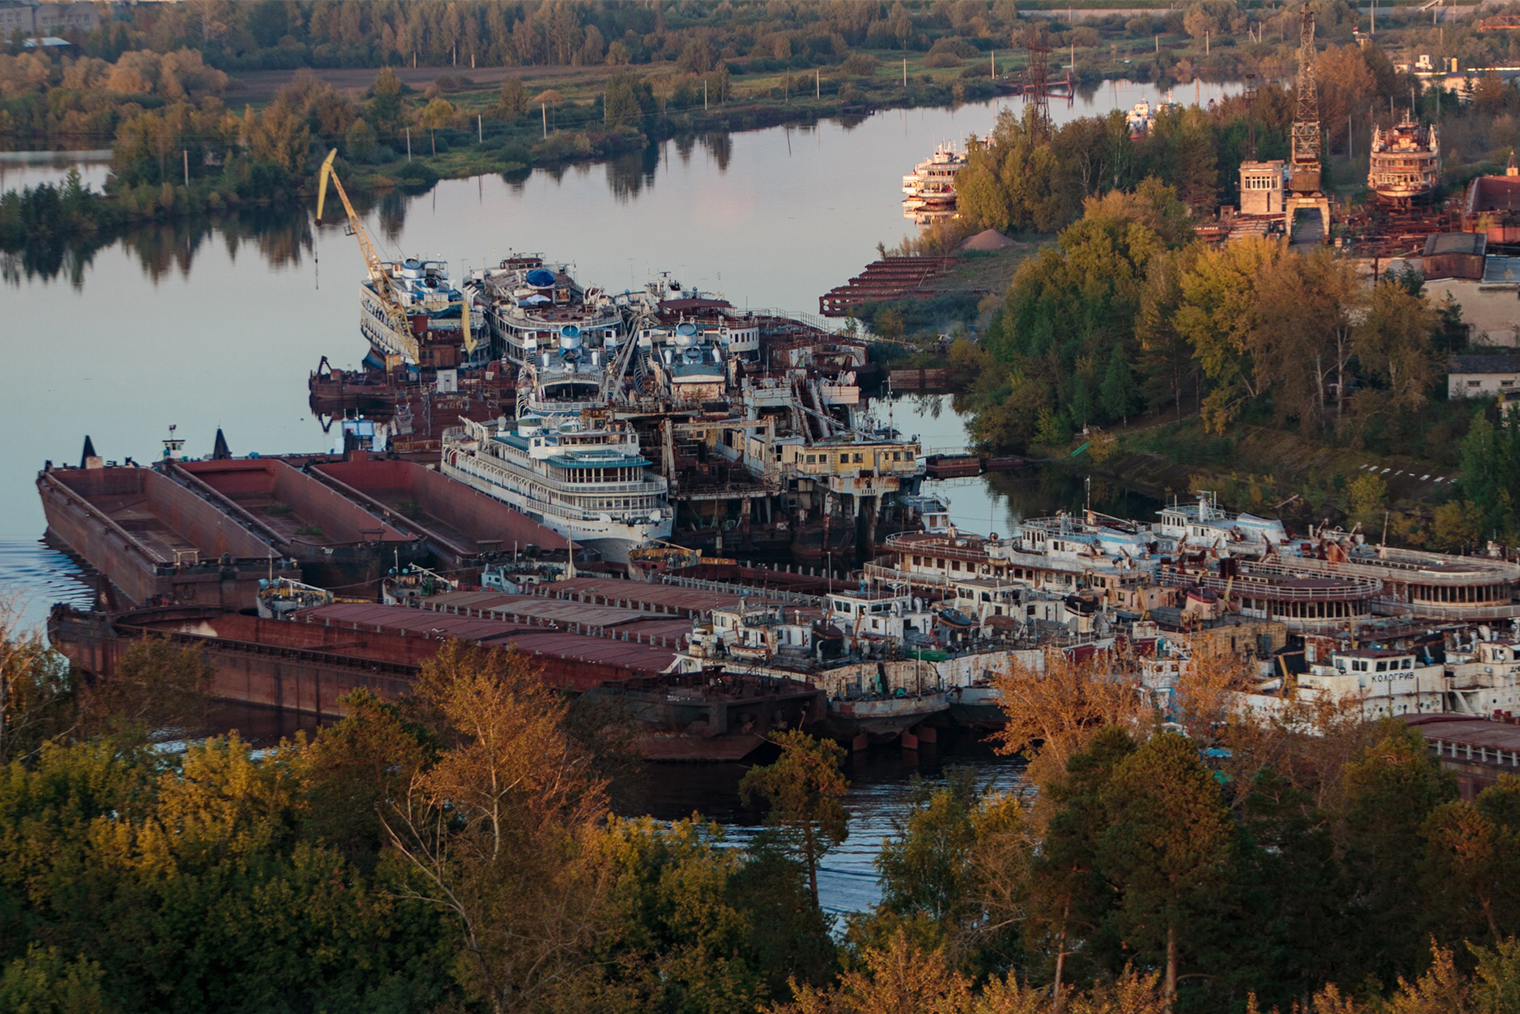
[0, 1, 99, 36]
[1447, 353, 1520, 400]
[1238, 160, 1286, 215]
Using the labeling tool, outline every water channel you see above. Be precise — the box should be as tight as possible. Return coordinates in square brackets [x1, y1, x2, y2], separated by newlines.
[1, 80, 1231, 913]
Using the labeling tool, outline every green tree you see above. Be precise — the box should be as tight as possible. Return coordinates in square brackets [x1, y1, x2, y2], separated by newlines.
[368, 66, 403, 136]
[1355, 279, 1438, 413]
[602, 72, 645, 130]
[344, 117, 377, 163]
[1337, 724, 1458, 983]
[1099, 343, 1140, 425]
[740, 730, 849, 908]
[1098, 732, 1235, 1004]
[1175, 236, 1285, 432]
[0, 944, 113, 1014]
[499, 76, 526, 118]
[79, 635, 212, 739]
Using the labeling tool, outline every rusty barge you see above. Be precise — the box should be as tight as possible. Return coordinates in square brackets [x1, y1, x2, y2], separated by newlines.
[169, 457, 426, 592]
[49, 595, 823, 762]
[37, 465, 299, 611]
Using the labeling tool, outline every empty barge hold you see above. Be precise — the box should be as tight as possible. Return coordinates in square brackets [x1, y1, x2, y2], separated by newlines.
[309, 454, 571, 568]
[170, 458, 425, 591]
[37, 465, 298, 610]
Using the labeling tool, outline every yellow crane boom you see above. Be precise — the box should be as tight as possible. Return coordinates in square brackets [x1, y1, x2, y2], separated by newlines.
[317, 149, 419, 363]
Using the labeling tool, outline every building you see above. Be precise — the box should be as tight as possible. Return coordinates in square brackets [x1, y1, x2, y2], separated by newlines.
[1404, 714, 1520, 799]
[1422, 232, 1487, 282]
[1447, 353, 1520, 401]
[1238, 160, 1287, 215]
[0, 1, 99, 36]
[1463, 151, 1520, 247]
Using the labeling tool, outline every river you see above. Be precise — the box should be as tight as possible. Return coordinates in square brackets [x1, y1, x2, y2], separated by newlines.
[1, 81, 1230, 914]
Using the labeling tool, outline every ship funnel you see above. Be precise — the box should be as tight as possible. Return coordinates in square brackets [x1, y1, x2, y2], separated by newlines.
[559, 325, 583, 351]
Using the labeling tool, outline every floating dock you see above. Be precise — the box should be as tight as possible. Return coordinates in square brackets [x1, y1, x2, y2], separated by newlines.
[171, 458, 425, 590]
[37, 465, 297, 610]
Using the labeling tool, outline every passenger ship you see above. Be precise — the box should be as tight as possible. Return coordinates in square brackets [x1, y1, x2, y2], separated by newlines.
[467, 255, 627, 368]
[440, 414, 671, 562]
[1368, 119, 1440, 205]
[361, 258, 486, 368]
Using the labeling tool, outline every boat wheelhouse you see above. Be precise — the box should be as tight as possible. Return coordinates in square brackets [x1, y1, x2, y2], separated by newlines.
[1369, 119, 1440, 205]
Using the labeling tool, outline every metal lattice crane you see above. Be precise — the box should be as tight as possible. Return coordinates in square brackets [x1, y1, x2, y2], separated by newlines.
[1021, 24, 1052, 135]
[1290, 7, 1321, 192]
[317, 149, 420, 363]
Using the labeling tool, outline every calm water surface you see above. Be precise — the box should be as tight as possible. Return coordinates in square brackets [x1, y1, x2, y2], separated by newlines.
[1, 85, 1228, 910]
[1, 81, 1228, 624]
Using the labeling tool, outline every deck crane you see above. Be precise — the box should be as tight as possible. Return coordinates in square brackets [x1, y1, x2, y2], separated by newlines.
[316, 149, 420, 364]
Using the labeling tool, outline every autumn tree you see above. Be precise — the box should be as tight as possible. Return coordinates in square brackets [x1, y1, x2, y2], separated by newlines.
[740, 729, 850, 908]
[383, 641, 609, 1013]
[0, 607, 76, 765]
[1354, 278, 1438, 414]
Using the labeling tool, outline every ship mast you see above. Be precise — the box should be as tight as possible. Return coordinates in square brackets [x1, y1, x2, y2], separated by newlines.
[316, 149, 420, 363]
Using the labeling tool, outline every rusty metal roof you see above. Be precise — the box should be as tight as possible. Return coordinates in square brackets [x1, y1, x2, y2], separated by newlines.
[1405, 714, 1520, 750]
[296, 602, 678, 670]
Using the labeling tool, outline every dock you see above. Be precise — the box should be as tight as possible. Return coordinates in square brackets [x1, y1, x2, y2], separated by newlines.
[819, 257, 957, 317]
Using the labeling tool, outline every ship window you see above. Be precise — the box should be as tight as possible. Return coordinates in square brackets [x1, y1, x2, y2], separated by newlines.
[854, 454, 863, 464]
[839, 454, 848, 465]
[893, 452, 901, 461]
[1376, 661, 1388, 672]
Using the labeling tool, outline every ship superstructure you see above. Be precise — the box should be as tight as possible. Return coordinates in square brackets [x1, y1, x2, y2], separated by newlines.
[1368, 119, 1440, 205]
[360, 257, 486, 369]
[902, 141, 966, 221]
[441, 414, 671, 561]
[470, 255, 628, 369]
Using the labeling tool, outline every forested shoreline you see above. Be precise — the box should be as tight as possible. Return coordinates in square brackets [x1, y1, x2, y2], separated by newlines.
[5, 620, 1520, 1013]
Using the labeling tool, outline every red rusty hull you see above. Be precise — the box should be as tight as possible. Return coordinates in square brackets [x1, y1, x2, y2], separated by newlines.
[37, 466, 297, 611]
[48, 604, 816, 761]
[312, 455, 568, 562]
[173, 458, 426, 591]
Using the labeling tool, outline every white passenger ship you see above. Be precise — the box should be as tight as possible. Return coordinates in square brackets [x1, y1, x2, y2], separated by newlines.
[467, 255, 627, 368]
[441, 414, 671, 562]
[360, 257, 485, 367]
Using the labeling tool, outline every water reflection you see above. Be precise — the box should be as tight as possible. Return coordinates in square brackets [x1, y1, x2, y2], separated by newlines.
[3, 205, 315, 288]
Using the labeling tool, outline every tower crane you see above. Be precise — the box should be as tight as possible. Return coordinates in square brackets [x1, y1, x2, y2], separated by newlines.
[317, 149, 420, 363]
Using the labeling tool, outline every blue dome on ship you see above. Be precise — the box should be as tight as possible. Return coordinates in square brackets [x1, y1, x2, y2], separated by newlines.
[526, 268, 556, 288]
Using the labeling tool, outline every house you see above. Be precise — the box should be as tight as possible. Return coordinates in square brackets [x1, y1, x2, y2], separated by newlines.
[1447, 353, 1520, 400]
